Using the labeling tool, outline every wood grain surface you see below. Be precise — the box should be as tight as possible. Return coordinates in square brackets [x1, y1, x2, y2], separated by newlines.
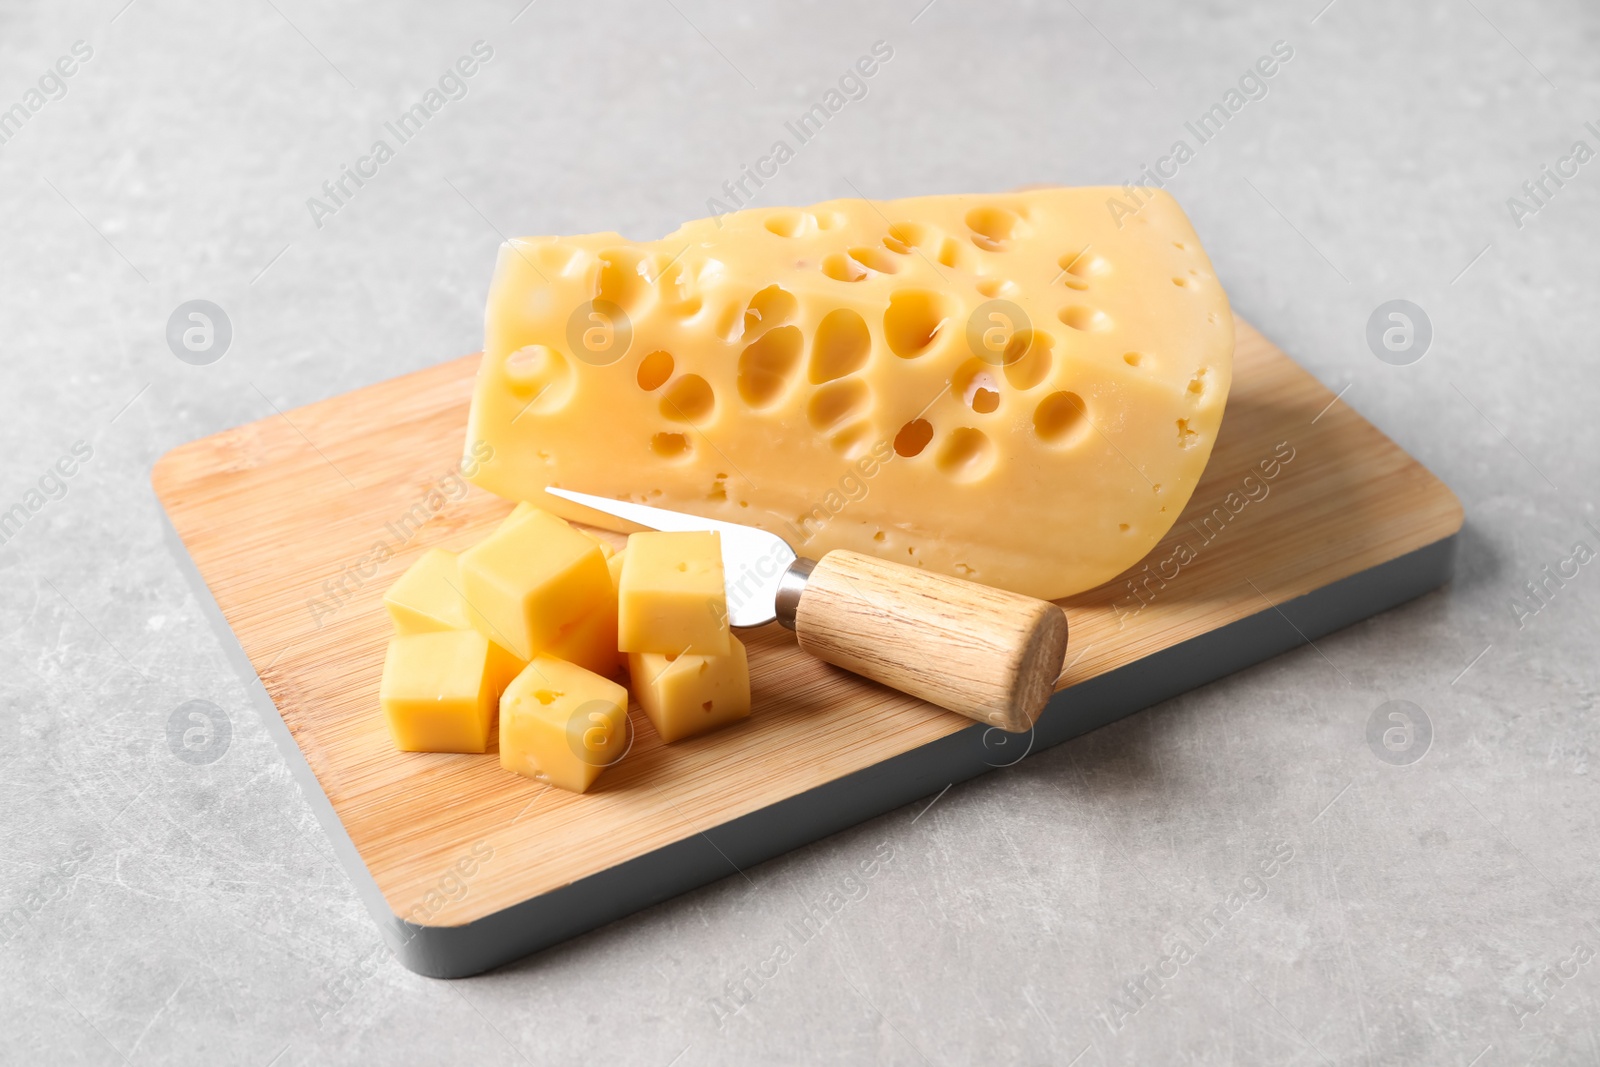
[794, 550, 1068, 732]
[152, 317, 1463, 928]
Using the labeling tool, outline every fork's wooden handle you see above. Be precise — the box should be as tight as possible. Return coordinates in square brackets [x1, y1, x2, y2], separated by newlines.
[787, 550, 1068, 732]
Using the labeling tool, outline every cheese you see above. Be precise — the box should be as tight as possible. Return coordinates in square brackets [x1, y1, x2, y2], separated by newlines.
[379, 629, 524, 753]
[499, 654, 630, 792]
[383, 548, 471, 635]
[466, 188, 1232, 599]
[500, 500, 614, 558]
[628, 637, 751, 743]
[458, 507, 612, 661]
[487, 504, 621, 675]
[617, 531, 729, 655]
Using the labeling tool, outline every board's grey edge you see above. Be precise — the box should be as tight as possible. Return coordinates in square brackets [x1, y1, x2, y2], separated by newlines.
[162, 502, 1458, 980]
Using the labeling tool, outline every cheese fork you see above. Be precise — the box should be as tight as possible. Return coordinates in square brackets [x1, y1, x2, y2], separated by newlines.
[545, 487, 1068, 732]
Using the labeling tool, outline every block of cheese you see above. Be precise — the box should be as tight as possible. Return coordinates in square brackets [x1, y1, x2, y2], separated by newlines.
[465, 188, 1233, 599]
[617, 531, 729, 656]
[380, 629, 525, 753]
[499, 654, 630, 793]
[628, 637, 751, 743]
[458, 507, 612, 660]
[383, 548, 470, 635]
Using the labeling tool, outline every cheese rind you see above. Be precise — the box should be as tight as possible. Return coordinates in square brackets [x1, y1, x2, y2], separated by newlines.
[466, 188, 1233, 599]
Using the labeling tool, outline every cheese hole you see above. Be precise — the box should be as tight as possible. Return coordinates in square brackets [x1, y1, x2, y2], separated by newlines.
[810, 308, 871, 383]
[1119, 523, 1131, 533]
[872, 530, 886, 543]
[1060, 250, 1109, 278]
[848, 246, 901, 275]
[830, 421, 874, 457]
[1003, 331, 1053, 391]
[935, 428, 995, 481]
[966, 206, 1023, 251]
[659, 263, 701, 318]
[953, 359, 1003, 414]
[502, 345, 574, 413]
[1187, 368, 1207, 398]
[534, 689, 562, 706]
[1034, 391, 1088, 444]
[822, 252, 868, 282]
[595, 248, 654, 314]
[976, 278, 1018, 299]
[737, 324, 803, 408]
[636, 350, 674, 391]
[1058, 305, 1113, 333]
[661, 374, 715, 424]
[744, 284, 797, 338]
[884, 289, 952, 359]
[813, 210, 847, 231]
[893, 418, 933, 457]
[714, 299, 748, 344]
[936, 237, 965, 269]
[1176, 418, 1199, 448]
[702, 700, 713, 711]
[1172, 276, 1189, 287]
[884, 222, 936, 254]
[1062, 276, 1088, 291]
[1123, 352, 1143, 368]
[808, 379, 871, 431]
[765, 211, 810, 238]
[651, 432, 691, 458]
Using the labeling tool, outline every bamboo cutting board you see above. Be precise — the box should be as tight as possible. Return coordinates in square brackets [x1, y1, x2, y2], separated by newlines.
[153, 316, 1462, 977]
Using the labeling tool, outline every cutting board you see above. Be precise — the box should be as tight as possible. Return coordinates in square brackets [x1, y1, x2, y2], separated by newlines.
[153, 316, 1462, 977]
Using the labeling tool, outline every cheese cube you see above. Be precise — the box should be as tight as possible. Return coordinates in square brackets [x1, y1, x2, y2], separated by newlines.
[380, 630, 525, 753]
[458, 508, 612, 661]
[501, 501, 614, 558]
[628, 637, 750, 743]
[607, 547, 625, 593]
[383, 548, 470, 634]
[464, 188, 1234, 599]
[500, 654, 630, 793]
[617, 531, 728, 656]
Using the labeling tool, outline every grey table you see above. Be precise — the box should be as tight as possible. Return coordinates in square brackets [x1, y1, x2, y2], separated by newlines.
[2, 1, 1596, 1063]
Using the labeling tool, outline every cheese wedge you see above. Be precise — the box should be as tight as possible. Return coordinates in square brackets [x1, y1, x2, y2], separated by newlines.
[466, 188, 1232, 599]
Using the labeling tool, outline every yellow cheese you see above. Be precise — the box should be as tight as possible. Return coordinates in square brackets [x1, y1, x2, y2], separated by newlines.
[617, 531, 729, 655]
[628, 637, 751, 743]
[379, 629, 524, 753]
[465, 188, 1232, 599]
[458, 507, 612, 660]
[607, 548, 625, 593]
[383, 548, 470, 635]
[499, 654, 630, 792]
[499, 500, 614, 558]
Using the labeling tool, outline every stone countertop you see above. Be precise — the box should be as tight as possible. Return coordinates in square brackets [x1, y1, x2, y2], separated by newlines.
[1, 1, 1596, 1063]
